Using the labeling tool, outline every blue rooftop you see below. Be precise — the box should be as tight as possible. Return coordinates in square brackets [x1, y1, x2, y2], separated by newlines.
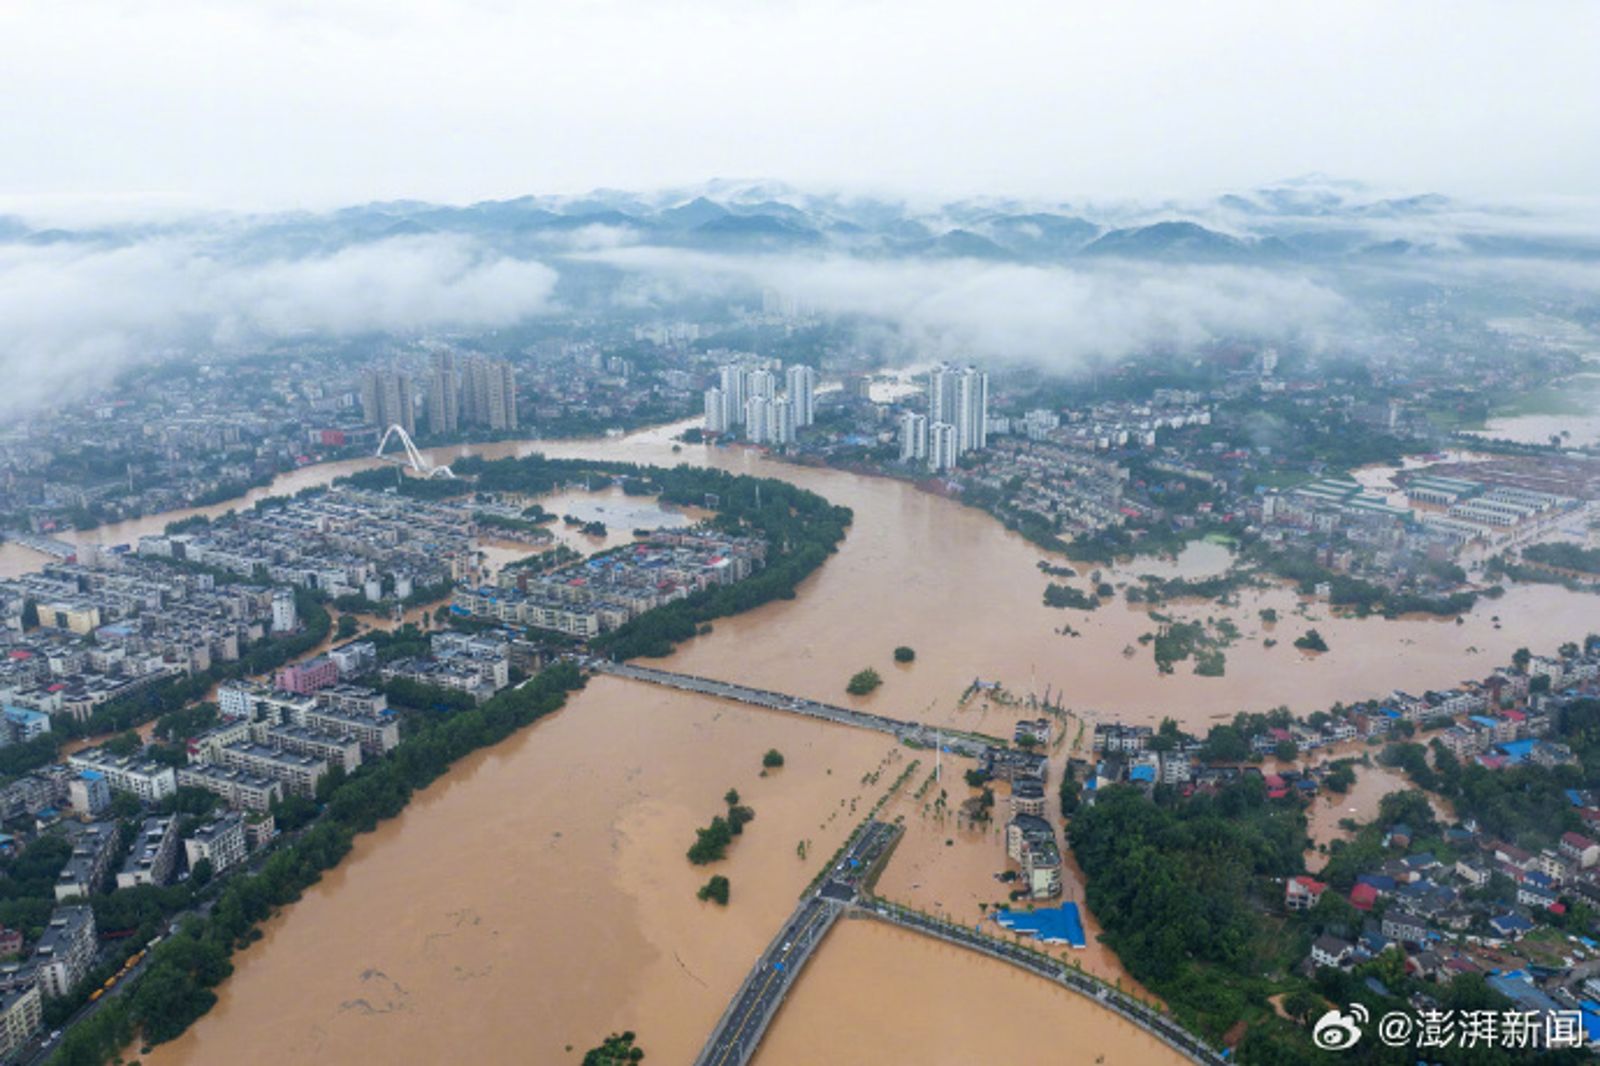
[1499, 739, 1537, 763]
[1129, 766, 1156, 783]
[993, 905, 1087, 948]
[1488, 973, 1559, 1013]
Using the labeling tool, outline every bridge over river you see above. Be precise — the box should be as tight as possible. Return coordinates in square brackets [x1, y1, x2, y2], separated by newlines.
[689, 816, 1227, 1066]
[692, 820, 900, 1066]
[587, 660, 1002, 757]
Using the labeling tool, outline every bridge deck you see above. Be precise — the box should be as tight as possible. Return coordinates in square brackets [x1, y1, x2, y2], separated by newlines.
[590, 661, 995, 756]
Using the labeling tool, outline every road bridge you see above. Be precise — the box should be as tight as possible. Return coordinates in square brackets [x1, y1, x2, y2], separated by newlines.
[857, 903, 1228, 1066]
[7, 533, 77, 559]
[589, 661, 1001, 757]
[691, 820, 900, 1066]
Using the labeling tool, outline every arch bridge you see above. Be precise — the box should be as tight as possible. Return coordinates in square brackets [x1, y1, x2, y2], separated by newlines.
[375, 424, 455, 479]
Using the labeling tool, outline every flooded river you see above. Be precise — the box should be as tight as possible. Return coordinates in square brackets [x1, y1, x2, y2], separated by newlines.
[754, 918, 1186, 1066]
[44, 418, 1593, 1065]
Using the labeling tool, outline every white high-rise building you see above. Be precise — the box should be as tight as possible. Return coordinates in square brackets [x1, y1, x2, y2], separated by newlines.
[785, 365, 817, 427]
[747, 369, 778, 402]
[929, 422, 958, 472]
[719, 365, 749, 424]
[744, 395, 772, 443]
[772, 398, 796, 446]
[929, 364, 989, 454]
[899, 412, 928, 462]
[427, 351, 460, 435]
[954, 368, 988, 453]
[704, 387, 730, 434]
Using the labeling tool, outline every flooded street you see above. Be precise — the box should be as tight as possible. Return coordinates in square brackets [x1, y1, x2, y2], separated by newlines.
[31, 419, 1597, 1065]
[1304, 762, 1456, 873]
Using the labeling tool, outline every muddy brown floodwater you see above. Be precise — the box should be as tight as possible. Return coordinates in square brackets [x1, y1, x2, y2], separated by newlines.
[64, 419, 1596, 1065]
[754, 919, 1187, 1066]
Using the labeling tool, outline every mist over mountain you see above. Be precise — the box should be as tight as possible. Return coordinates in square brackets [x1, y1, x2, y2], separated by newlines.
[1, 176, 1598, 414]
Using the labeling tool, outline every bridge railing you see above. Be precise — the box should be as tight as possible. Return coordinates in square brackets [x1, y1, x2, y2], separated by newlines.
[859, 900, 1228, 1066]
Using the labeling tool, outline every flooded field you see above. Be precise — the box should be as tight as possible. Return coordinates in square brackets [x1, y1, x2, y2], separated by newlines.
[754, 918, 1187, 1066]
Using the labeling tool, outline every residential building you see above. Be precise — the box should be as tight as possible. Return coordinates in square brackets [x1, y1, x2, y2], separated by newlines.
[176, 764, 284, 813]
[360, 368, 415, 436]
[55, 822, 120, 901]
[66, 770, 111, 818]
[327, 641, 377, 679]
[66, 748, 176, 802]
[185, 812, 247, 876]
[270, 588, 298, 634]
[461, 356, 517, 430]
[1381, 911, 1432, 946]
[929, 364, 988, 454]
[1285, 875, 1327, 912]
[275, 656, 339, 695]
[785, 364, 817, 427]
[427, 350, 460, 435]
[30, 906, 96, 999]
[219, 743, 328, 797]
[1010, 779, 1047, 817]
[1005, 813, 1063, 899]
[928, 421, 957, 473]
[703, 386, 730, 434]
[0, 983, 42, 1059]
[1309, 934, 1354, 970]
[899, 412, 928, 463]
[2, 706, 50, 745]
[117, 815, 179, 889]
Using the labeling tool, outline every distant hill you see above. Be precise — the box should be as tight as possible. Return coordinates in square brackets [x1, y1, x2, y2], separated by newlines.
[1081, 221, 1253, 260]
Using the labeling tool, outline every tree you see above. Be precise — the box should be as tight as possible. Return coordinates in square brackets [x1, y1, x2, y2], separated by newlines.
[1294, 629, 1329, 653]
[724, 788, 740, 806]
[1512, 646, 1532, 673]
[697, 875, 730, 905]
[336, 615, 360, 639]
[846, 668, 882, 696]
[1274, 739, 1299, 763]
[893, 646, 916, 663]
[583, 1031, 646, 1066]
[189, 858, 214, 888]
[687, 817, 734, 864]
[762, 749, 784, 769]
[1282, 988, 1321, 1026]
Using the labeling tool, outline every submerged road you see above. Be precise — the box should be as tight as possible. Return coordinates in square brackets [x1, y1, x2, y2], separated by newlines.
[588, 660, 1000, 756]
[859, 903, 1228, 1066]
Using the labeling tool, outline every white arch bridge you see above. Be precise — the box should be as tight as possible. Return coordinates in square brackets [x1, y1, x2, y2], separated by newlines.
[375, 425, 455, 479]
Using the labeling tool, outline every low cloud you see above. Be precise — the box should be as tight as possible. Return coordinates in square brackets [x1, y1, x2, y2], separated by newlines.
[594, 247, 1354, 367]
[0, 233, 560, 412]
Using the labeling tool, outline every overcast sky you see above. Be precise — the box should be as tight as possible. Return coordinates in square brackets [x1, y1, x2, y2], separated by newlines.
[1, 0, 1597, 217]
